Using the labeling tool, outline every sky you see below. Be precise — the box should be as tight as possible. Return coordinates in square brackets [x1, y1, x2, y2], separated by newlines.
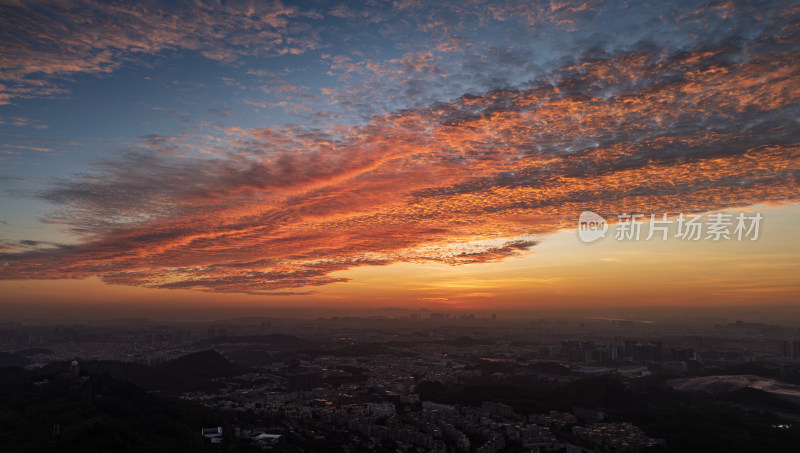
[0, 0, 798, 319]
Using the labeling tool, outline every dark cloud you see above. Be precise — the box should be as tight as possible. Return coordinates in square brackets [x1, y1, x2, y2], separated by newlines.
[0, 0, 323, 104]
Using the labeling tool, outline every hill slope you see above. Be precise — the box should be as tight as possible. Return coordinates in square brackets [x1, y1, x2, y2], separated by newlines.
[0, 367, 230, 453]
[75, 350, 250, 392]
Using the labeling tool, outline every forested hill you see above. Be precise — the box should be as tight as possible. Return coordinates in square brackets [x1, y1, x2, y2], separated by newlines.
[0, 366, 232, 453]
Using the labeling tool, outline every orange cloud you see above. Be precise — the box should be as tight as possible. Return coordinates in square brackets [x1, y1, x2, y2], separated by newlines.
[1, 23, 799, 294]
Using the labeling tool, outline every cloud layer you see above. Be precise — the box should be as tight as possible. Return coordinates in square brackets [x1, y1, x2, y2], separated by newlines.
[0, 0, 322, 104]
[0, 1, 798, 294]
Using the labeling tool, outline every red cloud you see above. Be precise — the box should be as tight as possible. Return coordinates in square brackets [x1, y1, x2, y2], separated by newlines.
[1, 21, 799, 294]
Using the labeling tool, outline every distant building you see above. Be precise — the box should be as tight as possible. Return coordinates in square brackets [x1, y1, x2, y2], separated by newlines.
[617, 366, 651, 378]
[288, 369, 323, 391]
[572, 422, 665, 452]
[68, 360, 79, 377]
[368, 402, 396, 416]
[60, 360, 80, 380]
[573, 407, 606, 422]
[538, 345, 561, 358]
[575, 366, 614, 376]
[201, 427, 223, 443]
[780, 340, 800, 360]
[481, 401, 514, 417]
[422, 401, 455, 412]
[252, 433, 281, 445]
[686, 358, 703, 376]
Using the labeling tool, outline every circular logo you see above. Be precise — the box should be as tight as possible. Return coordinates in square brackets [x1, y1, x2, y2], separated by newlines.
[578, 211, 608, 243]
